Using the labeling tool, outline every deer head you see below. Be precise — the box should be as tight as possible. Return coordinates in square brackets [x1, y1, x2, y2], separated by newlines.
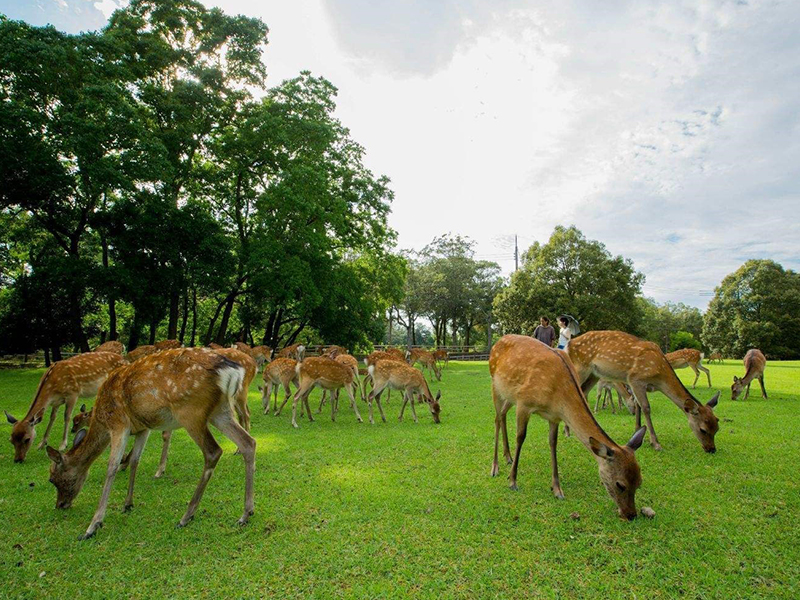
[682, 392, 720, 452]
[71, 404, 91, 433]
[731, 376, 744, 401]
[424, 390, 442, 423]
[47, 428, 89, 509]
[589, 427, 646, 520]
[7, 410, 42, 463]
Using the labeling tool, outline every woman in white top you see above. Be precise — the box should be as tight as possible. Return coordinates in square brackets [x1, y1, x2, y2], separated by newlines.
[557, 314, 580, 350]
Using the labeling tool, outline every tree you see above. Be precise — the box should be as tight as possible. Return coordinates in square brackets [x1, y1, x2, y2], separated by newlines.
[494, 226, 644, 335]
[637, 298, 705, 352]
[702, 260, 800, 359]
[669, 331, 702, 352]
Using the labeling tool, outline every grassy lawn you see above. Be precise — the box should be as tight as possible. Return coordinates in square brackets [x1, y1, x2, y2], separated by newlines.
[1, 359, 798, 598]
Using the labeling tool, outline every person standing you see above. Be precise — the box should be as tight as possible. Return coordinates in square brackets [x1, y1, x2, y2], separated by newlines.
[532, 316, 556, 347]
[557, 314, 580, 350]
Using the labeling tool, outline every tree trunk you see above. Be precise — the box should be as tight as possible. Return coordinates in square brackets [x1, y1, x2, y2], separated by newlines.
[214, 293, 237, 345]
[51, 345, 62, 362]
[178, 289, 189, 344]
[68, 287, 90, 353]
[149, 317, 158, 345]
[190, 288, 198, 347]
[387, 310, 393, 345]
[167, 287, 180, 339]
[101, 234, 118, 341]
[465, 320, 471, 348]
[128, 311, 143, 351]
[44, 347, 51, 367]
[262, 309, 278, 347]
[203, 296, 228, 346]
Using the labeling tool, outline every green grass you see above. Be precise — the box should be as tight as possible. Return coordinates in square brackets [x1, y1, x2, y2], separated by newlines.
[1, 360, 798, 599]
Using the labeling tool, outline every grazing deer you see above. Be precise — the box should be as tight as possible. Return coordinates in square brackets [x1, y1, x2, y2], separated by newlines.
[363, 350, 406, 404]
[707, 352, 723, 364]
[433, 349, 449, 368]
[594, 380, 636, 415]
[261, 358, 300, 415]
[731, 349, 767, 400]
[288, 357, 361, 428]
[665, 348, 711, 388]
[154, 339, 181, 351]
[249, 345, 272, 367]
[406, 348, 442, 381]
[490, 335, 647, 520]
[94, 340, 124, 355]
[127, 345, 157, 362]
[567, 331, 720, 452]
[322, 345, 348, 358]
[46, 348, 255, 539]
[317, 353, 362, 414]
[278, 344, 305, 361]
[367, 359, 441, 425]
[71, 404, 91, 433]
[6, 352, 126, 462]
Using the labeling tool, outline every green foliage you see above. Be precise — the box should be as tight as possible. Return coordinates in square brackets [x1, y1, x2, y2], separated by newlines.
[637, 298, 705, 352]
[702, 259, 800, 359]
[494, 226, 644, 335]
[669, 330, 702, 352]
[1, 362, 799, 597]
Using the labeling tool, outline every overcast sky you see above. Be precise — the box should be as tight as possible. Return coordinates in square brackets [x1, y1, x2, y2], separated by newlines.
[4, 0, 799, 308]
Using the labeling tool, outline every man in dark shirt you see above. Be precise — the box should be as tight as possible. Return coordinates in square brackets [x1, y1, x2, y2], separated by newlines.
[532, 317, 556, 347]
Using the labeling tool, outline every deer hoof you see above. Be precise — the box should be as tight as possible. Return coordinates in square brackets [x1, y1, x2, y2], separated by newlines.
[651, 443, 663, 451]
[509, 483, 518, 491]
[491, 463, 499, 477]
[177, 516, 194, 528]
[123, 504, 133, 513]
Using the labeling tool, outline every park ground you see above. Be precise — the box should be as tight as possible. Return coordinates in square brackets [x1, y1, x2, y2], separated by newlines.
[0, 359, 798, 599]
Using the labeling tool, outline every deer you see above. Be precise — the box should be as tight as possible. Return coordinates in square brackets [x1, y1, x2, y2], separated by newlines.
[367, 359, 441, 425]
[731, 349, 767, 400]
[208, 342, 225, 350]
[278, 343, 306, 361]
[665, 348, 711, 388]
[317, 353, 363, 414]
[6, 351, 127, 462]
[249, 345, 272, 367]
[322, 345, 348, 358]
[406, 348, 442, 382]
[154, 339, 181, 351]
[490, 334, 647, 520]
[363, 350, 406, 404]
[261, 357, 300, 415]
[567, 331, 720, 453]
[127, 345, 157, 362]
[46, 348, 255, 540]
[94, 340, 124, 355]
[594, 379, 636, 415]
[707, 352, 723, 364]
[286, 357, 361, 428]
[433, 348, 449, 368]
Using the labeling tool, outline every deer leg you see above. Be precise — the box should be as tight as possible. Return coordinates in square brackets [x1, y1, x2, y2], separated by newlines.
[594, 389, 602, 413]
[631, 384, 661, 450]
[698, 363, 711, 388]
[635, 403, 642, 430]
[491, 385, 505, 477]
[745, 381, 751, 400]
[37, 405, 59, 450]
[398, 390, 409, 422]
[509, 410, 530, 491]
[290, 385, 308, 428]
[262, 381, 272, 414]
[123, 430, 151, 512]
[276, 381, 300, 417]
[154, 431, 172, 478]
[759, 376, 767, 399]
[302, 391, 314, 422]
[318, 390, 328, 414]
[211, 411, 256, 526]
[58, 395, 78, 452]
[80, 429, 130, 540]
[580, 373, 600, 395]
[501, 402, 512, 465]
[690, 365, 700, 388]
[177, 423, 222, 528]
[345, 384, 362, 422]
[408, 391, 419, 423]
[549, 421, 565, 499]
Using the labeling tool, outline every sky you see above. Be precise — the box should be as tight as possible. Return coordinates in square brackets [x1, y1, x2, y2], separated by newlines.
[3, 0, 799, 309]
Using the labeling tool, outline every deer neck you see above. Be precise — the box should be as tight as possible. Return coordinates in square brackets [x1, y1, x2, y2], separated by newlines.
[560, 389, 617, 452]
[652, 360, 698, 409]
[66, 421, 111, 471]
[740, 360, 759, 385]
[23, 370, 58, 421]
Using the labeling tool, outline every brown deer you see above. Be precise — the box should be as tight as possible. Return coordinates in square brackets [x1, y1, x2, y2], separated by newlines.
[322, 345, 348, 358]
[154, 339, 181, 351]
[287, 357, 361, 427]
[94, 341, 124, 355]
[567, 331, 720, 452]
[490, 335, 647, 520]
[6, 352, 126, 462]
[367, 359, 441, 424]
[707, 352, 723, 364]
[433, 348, 449, 368]
[406, 348, 442, 381]
[127, 345, 157, 362]
[317, 353, 362, 414]
[278, 343, 305, 361]
[594, 380, 636, 414]
[71, 404, 91, 433]
[46, 348, 255, 539]
[261, 358, 300, 415]
[665, 348, 711, 388]
[249, 345, 272, 367]
[731, 349, 767, 400]
[363, 350, 406, 404]
[208, 343, 225, 350]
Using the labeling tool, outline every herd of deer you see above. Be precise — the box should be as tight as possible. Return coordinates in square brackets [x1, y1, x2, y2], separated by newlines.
[4, 340, 447, 539]
[4, 329, 768, 537]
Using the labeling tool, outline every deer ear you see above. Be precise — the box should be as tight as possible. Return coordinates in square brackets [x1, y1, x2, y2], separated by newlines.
[733, 376, 739, 382]
[5, 410, 17, 424]
[73, 428, 87, 449]
[80, 404, 87, 413]
[589, 437, 616, 460]
[46, 446, 63, 464]
[683, 399, 700, 415]
[30, 410, 43, 426]
[435, 390, 441, 400]
[626, 427, 647, 451]
[707, 392, 720, 409]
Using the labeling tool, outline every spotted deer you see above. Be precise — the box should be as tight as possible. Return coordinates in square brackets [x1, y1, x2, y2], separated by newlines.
[278, 344, 306, 361]
[363, 350, 406, 404]
[490, 335, 647, 520]
[665, 348, 711, 388]
[594, 379, 636, 415]
[46, 348, 255, 539]
[127, 345, 157, 362]
[317, 353, 362, 414]
[6, 352, 126, 462]
[154, 339, 181, 351]
[707, 352, 723, 364]
[261, 358, 300, 415]
[433, 348, 449, 368]
[287, 357, 361, 427]
[731, 349, 767, 400]
[567, 331, 720, 452]
[367, 359, 441, 425]
[94, 340, 124, 355]
[208, 343, 225, 350]
[406, 348, 442, 381]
